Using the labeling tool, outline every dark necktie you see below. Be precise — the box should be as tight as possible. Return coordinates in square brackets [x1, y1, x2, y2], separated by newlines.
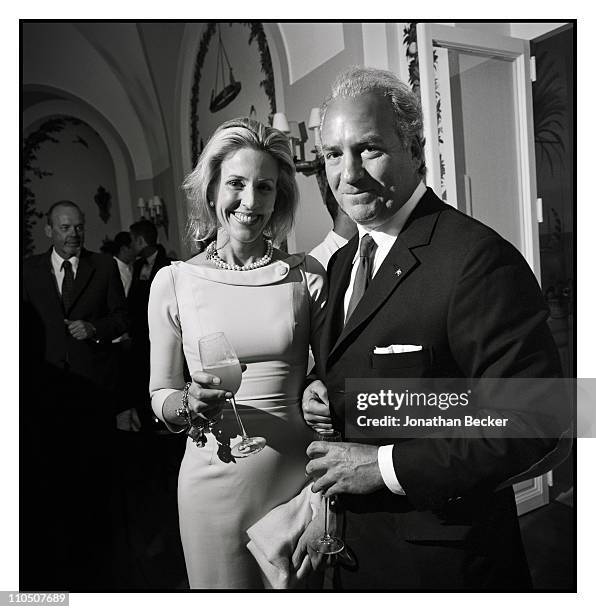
[345, 233, 377, 324]
[61, 259, 75, 313]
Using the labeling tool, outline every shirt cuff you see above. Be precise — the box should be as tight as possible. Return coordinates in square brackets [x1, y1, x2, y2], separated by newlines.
[377, 445, 406, 495]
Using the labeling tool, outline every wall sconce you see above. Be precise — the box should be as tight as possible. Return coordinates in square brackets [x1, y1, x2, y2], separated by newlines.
[137, 195, 168, 231]
[272, 109, 324, 177]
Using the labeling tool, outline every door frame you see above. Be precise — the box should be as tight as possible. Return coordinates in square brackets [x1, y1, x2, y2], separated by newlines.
[416, 23, 541, 281]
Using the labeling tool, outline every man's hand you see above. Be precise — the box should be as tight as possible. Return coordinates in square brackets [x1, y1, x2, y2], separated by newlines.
[306, 441, 385, 496]
[64, 319, 96, 341]
[302, 379, 332, 430]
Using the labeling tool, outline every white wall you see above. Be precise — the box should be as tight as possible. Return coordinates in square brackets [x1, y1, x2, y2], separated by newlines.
[280, 23, 345, 85]
[450, 22, 567, 40]
[509, 23, 569, 40]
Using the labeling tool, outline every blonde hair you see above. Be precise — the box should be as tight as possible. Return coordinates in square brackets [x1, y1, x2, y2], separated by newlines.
[183, 117, 298, 247]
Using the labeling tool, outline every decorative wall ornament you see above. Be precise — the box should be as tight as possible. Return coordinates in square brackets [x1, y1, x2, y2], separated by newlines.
[190, 22, 277, 167]
[209, 24, 242, 113]
[22, 115, 84, 257]
[94, 185, 112, 223]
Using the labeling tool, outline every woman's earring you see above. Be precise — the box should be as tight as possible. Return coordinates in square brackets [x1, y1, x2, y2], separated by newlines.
[209, 201, 214, 208]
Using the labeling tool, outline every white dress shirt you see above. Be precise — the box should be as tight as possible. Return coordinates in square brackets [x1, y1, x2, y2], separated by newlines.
[138, 250, 158, 281]
[114, 256, 133, 296]
[50, 248, 80, 294]
[309, 230, 349, 270]
[343, 180, 427, 495]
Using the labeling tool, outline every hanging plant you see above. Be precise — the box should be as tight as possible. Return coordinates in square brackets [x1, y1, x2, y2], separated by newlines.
[22, 116, 86, 257]
[533, 51, 566, 175]
[190, 21, 276, 167]
[403, 23, 446, 198]
[403, 22, 421, 95]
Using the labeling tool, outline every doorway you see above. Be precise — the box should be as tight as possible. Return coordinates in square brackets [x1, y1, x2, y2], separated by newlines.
[531, 23, 575, 508]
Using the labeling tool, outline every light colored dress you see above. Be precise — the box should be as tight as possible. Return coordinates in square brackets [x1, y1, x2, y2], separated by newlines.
[148, 253, 326, 589]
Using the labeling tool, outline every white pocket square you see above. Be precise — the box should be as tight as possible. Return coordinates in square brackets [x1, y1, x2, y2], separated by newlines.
[374, 344, 422, 354]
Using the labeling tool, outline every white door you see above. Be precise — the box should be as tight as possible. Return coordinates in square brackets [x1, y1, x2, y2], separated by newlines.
[416, 23, 548, 515]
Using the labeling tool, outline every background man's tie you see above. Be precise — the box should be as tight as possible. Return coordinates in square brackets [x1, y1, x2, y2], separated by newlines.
[61, 259, 75, 312]
[345, 233, 377, 323]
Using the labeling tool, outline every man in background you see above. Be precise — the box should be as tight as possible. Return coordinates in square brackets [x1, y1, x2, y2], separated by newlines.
[117, 220, 184, 585]
[128, 219, 170, 429]
[22, 200, 128, 591]
[112, 230, 134, 297]
[310, 188, 357, 270]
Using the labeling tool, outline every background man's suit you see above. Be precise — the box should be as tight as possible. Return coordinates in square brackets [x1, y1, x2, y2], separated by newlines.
[23, 248, 128, 388]
[22, 248, 128, 591]
[322, 187, 563, 590]
[127, 244, 171, 429]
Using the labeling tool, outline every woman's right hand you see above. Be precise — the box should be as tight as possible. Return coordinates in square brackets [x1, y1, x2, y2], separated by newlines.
[186, 370, 231, 424]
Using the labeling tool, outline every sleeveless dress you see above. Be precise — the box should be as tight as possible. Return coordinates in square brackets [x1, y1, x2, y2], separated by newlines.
[148, 253, 326, 589]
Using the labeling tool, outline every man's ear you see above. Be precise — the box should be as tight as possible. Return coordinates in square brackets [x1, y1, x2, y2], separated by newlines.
[44, 225, 52, 239]
[409, 134, 426, 174]
[409, 136, 422, 163]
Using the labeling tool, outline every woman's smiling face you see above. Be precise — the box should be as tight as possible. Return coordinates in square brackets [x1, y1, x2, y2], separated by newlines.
[212, 147, 279, 249]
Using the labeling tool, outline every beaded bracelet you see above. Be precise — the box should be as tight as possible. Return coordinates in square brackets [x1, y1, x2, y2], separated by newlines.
[176, 382, 192, 424]
[178, 382, 210, 447]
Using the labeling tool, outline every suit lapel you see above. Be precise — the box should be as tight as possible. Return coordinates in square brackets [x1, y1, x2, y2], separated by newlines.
[320, 236, 357, 364]
[41, 249, 64, 313]
[65, 250, 95, 315]
[327, 188, 446, 366]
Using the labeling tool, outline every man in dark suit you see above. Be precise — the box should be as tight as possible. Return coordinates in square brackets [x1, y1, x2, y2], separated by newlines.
[302, 67, 565, 590]
[22, 200, 128, 591]
[127, 219, 171, 429]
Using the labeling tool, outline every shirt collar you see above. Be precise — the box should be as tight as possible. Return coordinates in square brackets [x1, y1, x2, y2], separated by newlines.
[51, 247, 80, 269]
[329, 230, 349, 245]
[145, 250, 158, 266]
[115, 256, 132, 269]
[354, 180, 426, 256]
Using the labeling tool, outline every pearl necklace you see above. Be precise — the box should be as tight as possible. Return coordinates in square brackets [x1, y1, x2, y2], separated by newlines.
[206, 239, 274, 271]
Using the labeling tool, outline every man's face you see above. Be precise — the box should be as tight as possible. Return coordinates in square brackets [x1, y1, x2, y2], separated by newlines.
[131, 233, 146, 256]
[45, 205, 85, 259]
[119, 244, 134, 265]
[321, 92, 420, 229]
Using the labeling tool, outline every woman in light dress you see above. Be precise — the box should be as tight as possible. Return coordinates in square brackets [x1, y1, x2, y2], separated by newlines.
[148, 118, 326, 589]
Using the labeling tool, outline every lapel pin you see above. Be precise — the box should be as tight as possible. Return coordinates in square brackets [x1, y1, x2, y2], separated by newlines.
[395, 268, 402, 276]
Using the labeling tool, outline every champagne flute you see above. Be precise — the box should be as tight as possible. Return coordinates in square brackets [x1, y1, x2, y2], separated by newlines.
[198, 332, 266, 457]
[310, 428, 344, 555]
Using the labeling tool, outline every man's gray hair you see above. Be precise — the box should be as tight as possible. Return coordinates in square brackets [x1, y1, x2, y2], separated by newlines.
[321, 66, 426, 176]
